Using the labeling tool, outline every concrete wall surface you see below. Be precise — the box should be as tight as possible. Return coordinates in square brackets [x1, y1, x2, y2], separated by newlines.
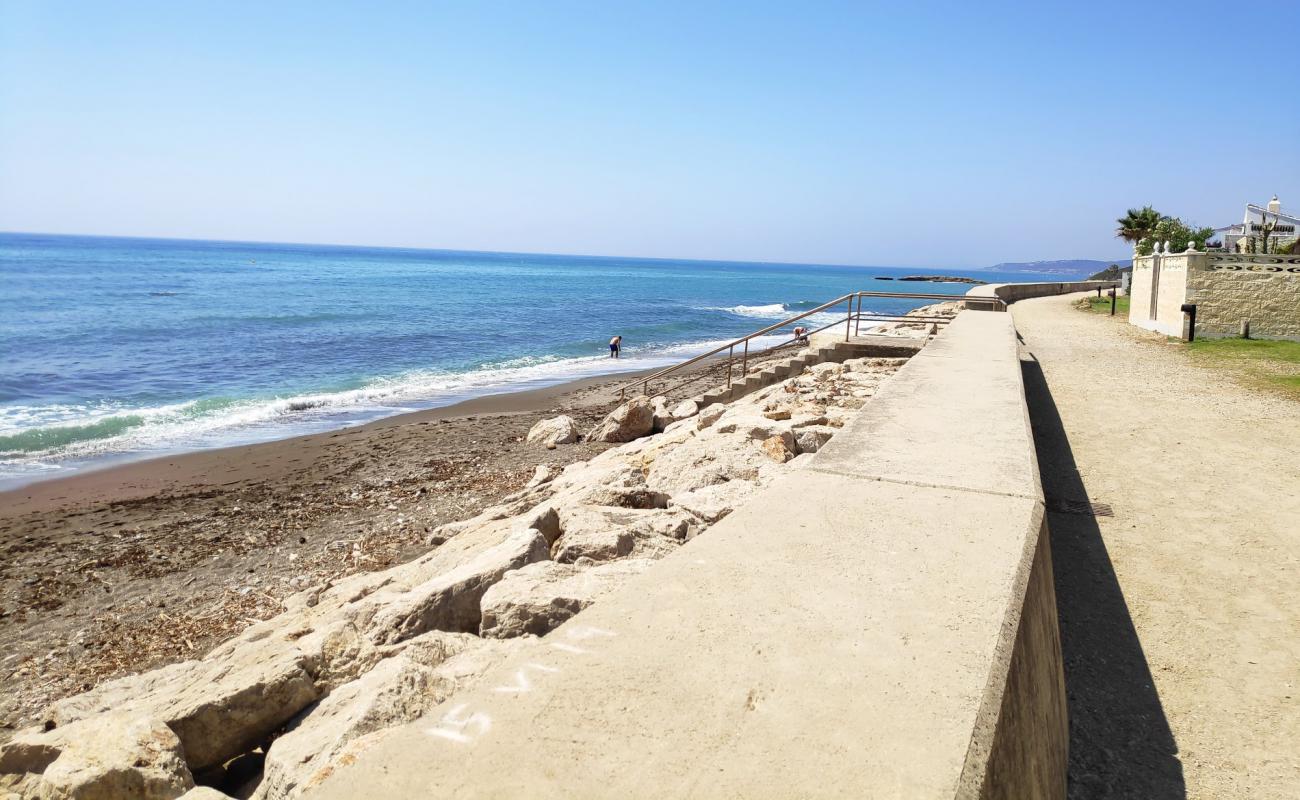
[307, 312, 1067, 800]
[1130, 254, 1191, 337]
[966, 281, 1117, 311]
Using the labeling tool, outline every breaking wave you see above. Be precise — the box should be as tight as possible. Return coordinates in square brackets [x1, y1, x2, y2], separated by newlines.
[0, 335, 785, 483]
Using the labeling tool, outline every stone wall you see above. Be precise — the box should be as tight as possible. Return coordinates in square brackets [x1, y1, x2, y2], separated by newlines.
[1186, 254, 1300, 339]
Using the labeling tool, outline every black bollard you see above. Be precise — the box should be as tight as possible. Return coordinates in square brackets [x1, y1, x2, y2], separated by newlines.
[1180, 303, 1197, 342]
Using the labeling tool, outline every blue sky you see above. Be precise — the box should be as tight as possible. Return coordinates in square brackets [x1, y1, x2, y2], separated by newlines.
[1, 1, 1295, 268]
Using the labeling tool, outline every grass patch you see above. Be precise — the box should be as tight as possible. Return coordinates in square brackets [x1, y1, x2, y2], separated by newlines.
[1185, 337, 1300, 399]
[1075, 294, 1130, 315]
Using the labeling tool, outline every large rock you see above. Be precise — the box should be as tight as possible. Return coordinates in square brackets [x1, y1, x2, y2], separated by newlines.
[0, 713, 195, 800]
[643, 431, 765, 494]
[714, 411, 793, 442]
[552, 526, 634, 563]
[256, 636, 523, 800]
[671, 399, 699, 419]
[47, 637, 322, 773]
[649, 397, 678, 433]
[588, 397, 655, 443]
[363, 526, 550, 645]
[526, 416, 578, 448]
[525, 464, 558, 489]
[760, 435, 795, 463]
[669, 480, 759, 524]
[552, 506, 690, 563]
[794, 424, 836, 454]
[695, 404, 726, 430]
[479, 559, 655, 639]
[549, 459, 669, 509]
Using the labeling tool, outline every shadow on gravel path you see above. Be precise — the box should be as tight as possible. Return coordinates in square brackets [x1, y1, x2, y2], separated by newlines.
[1021, 354, 1186, 800]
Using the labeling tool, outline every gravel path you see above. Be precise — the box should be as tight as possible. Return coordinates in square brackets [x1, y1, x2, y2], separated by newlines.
[1014, 294, 1299, 799]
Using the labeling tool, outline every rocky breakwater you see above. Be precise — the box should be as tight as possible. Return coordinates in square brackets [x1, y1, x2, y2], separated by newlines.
[0, 353, 911, 800]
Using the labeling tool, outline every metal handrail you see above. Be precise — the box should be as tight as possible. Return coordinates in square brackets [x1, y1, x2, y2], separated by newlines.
[617, 290, 962, 399]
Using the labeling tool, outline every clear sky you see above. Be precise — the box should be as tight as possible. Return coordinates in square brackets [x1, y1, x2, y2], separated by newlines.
[1, 1, 1296, 268]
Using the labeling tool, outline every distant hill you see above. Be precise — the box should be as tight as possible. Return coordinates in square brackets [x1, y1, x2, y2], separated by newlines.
[982, 259, 1131, 276]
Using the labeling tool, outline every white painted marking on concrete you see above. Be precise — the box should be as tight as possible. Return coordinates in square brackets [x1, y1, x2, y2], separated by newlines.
[426, 703, 492, 743]
[494, 669, 533, 694]
[493, 662, 561, 694]
[566, 625, 616, 641]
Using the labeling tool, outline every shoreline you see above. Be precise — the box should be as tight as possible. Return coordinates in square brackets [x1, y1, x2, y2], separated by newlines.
[0, 347, 788, 735]
[0, 358, 677, 499]
[0, 364, 663, 515]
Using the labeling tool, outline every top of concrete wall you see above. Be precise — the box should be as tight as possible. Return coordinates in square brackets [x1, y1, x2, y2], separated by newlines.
[308, 312, 1053, 800]
[966, 281, 1117, 310]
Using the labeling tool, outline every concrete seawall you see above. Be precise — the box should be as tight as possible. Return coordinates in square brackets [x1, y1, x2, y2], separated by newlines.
[966, 280, 1116, 310]
[309, 311, 1066, 799]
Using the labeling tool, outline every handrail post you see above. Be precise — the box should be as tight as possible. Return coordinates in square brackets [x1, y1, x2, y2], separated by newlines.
[844, 296, 852, 341]
[853, 293, 862, 336]
[727, 345, 733, 388]
[742, 339, 749, 375]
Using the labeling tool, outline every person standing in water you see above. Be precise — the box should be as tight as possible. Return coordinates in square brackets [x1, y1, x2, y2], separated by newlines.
[609, 335, 622, 358]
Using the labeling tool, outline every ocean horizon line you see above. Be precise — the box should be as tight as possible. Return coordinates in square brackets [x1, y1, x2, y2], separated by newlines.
[0, 230, 1106, 275]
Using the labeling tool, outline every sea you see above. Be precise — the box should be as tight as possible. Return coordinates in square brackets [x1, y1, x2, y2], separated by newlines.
[0, 233, 1077, 488]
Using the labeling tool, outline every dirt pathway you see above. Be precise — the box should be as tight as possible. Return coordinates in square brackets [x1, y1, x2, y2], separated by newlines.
[1014, 294, 1299, 799]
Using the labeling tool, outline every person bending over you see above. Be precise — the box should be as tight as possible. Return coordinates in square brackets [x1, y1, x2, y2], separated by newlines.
[609, 335, 622, 358]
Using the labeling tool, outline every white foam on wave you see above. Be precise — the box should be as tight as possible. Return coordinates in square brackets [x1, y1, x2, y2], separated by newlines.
[708, 303, 789, 318]
[0, 335, 794, 485]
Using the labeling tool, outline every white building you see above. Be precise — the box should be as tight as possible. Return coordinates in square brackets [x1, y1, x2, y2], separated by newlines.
[1218, 196, 1299, 254]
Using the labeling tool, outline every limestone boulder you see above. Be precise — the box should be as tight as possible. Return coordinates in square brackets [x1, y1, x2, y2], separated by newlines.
[761, 435, 795, 463]
[661, 418, 694, 435]
[47, 636, 322, 773]
[588, 397, 654, 443]
[525, 464, 558, 489]
[553, 505, 694, 564]
[547, 459, 657, 508]
[526, 416, 578, 448]
[577, 484, 670, 510]
[790, 411, 829, 428]
[713, 411, 793, 443]
[0, 713, 194, 800]
[479, 559, 655, 639]
[695, 404, 725, 430]
[794, 425, 836, 454]
[552, 524, 634, 563]
[671, 399, 699, 419]
[643, 432, 764, 494]
[669, 480, 759, 524]
[807, 362, 844, 379]
[256, 636, 524, 800]
[649, 396, 677, 433]
[363, 526, 550, 645]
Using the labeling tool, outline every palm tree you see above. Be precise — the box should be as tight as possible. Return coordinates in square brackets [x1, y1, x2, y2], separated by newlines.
[1116, 206, 1163, 244]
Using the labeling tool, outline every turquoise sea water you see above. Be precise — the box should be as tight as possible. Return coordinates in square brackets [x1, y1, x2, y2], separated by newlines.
[0, 233, 1076, 487]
